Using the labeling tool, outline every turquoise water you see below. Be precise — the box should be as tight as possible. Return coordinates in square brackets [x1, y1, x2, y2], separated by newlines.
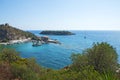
[6, 31, 120, 69]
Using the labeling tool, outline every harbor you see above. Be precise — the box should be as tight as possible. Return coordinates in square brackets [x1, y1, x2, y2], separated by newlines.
[32, 36, 61, 46]
[0, 36, 61, 47]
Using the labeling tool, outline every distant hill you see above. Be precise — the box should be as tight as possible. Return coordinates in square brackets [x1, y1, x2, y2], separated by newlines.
[40, 30, 75, 35]
[0, 23, 37, 42]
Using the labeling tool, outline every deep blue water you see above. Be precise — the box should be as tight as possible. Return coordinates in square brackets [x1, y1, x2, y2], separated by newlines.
[6, 31, 120, 69]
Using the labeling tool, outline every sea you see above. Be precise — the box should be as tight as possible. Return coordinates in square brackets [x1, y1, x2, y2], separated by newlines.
[5, 30, 120, 69]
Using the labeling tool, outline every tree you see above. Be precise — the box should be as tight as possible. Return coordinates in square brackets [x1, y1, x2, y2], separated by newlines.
[87, 42, 118, 73]
[71, 42, 118, 73]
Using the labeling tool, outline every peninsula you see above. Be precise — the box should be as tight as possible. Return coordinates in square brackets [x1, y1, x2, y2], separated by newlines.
[0, 23, 38, 44]
[40, 30, 75, 35]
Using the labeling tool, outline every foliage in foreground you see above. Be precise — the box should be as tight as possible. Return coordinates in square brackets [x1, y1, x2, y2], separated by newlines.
[70, 42, 118, 73]
[0, 42, 120, 80]
[0, 48, 42, 80]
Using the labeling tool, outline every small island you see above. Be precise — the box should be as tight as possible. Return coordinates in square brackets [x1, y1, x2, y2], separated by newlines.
[40, 30, 75, 35]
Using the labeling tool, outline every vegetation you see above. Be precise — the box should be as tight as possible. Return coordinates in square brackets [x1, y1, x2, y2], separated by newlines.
[70, 42, 118, 73]
[0, 23, 38, 42]
[0, 42, 120, 80]
[40, 30, 75, 35]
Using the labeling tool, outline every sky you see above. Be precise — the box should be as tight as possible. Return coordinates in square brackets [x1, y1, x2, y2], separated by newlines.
[0, 0, 120, 30]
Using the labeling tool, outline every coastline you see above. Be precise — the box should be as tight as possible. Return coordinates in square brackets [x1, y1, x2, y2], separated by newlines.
[0, 38, 31, 45]
[1, 30, 120, 69]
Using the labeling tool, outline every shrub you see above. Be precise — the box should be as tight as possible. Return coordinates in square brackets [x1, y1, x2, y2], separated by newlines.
[71, 42, 118, 73]
[86, 42, 118, 73]
[0, 48, 20, 63]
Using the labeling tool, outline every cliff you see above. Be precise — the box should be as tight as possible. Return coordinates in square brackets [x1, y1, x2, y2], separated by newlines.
[40, 30, 75, 35]
[0, 23, 37, 42]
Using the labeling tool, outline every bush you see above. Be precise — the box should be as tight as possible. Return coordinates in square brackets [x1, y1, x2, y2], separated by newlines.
[70, 53, 88, 71]
[71, 42, 118, 73]
[11, 63, 39, 80]
[87, 42, 118, 73]
[0, 48, 20, 63]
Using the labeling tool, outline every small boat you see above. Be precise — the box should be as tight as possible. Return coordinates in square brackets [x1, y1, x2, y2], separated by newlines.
[32, 40, 42, 46]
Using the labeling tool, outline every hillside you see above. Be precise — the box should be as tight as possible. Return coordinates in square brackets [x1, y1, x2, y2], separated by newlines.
[40, 30, 75, 35]
[0, 23, 37, 42]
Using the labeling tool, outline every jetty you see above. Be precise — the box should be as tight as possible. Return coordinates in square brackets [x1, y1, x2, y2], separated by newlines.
[32, 36, 61, 46]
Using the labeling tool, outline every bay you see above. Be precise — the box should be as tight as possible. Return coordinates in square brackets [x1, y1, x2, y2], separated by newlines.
[6, 30, 120, 69]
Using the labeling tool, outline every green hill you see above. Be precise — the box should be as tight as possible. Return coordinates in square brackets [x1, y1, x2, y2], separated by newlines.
[0, 23, 37, 42]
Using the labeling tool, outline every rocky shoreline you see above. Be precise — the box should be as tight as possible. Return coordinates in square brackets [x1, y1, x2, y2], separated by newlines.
[0, 23, 38, 43]
[0, 38, 31, 45]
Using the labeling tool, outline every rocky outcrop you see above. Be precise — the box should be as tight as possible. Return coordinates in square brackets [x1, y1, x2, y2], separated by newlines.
[0, 23, 37, 42]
